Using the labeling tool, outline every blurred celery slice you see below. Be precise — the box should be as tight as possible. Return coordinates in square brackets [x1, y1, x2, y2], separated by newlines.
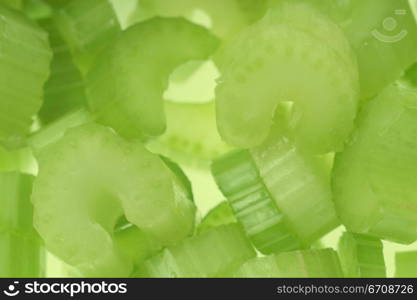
[86, 17, 219, 140]
[395, 251, 417, 277]
[338, 232, 386, 278]
[38, 17, 87, 124]
[0, 4, 52, 149]
[333, 83, 417, 244]
[234, 248, 343, 278]
[197, 201, 236, 233]
[134, 224, 255, 278]
[0, 0, 23, 10]
[54, 0, 121, 74]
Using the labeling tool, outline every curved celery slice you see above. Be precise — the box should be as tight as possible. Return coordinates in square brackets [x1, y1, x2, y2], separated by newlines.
[338, 232, 386, 278]
[215, 3, 359, 153]
[0, 5, 52, 149]
[137, 0, 268, 39]
[395, 251, 417, 277]
[197, 201, 236, 233]
[38, 17, 87, 124]
[87, 17, 219, 140]
[270, 0, 417, 99]
[134, 224, 255, 278]
[0, 172, 45, 277]
[32, 123, 196, 276]
[54, 0, 121, 74]
[234, 248, 343, 278]
[333, 83, 417, 244]
[146, 101, 232, 167]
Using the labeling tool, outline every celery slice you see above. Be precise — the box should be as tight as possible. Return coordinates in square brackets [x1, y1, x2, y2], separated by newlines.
[87, 17, 219, 140]
[333, 83, 417, 244]
[197, 201, 236, 233]
[0, 146, 36, 174]
[215, 2, 359, 153]
[39, 17, 87, 124]
[134, 224, 255, 278]
[32, 123, 196, 276]
[1, 0, 22, 10]
[338, 232, 386, 278]
[0, 5, 52, 149]
[395, 251, 417, 277]
[146, 101, 232, 167]
[54, 0, 121, 74]
[234, 248, 343, 278]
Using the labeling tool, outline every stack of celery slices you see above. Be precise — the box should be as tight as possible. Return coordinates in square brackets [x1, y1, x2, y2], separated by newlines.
[1, 0, 417, 278]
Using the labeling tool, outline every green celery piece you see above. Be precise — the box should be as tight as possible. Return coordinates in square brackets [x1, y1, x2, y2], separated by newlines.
[38, 17, 87, 124]
[108, 0, 140, 30]
[23, 0, 52, 20]
[270, 0, 417, 99]
[32, 123, 196, 277]
[0, 4, 52, 149]
[137, 0, 268, 39]
[0, 172, 45, 277]
[197, 201, 237, 233]
[86, 17, 219, 140]
[235, 248, 343, 278]
[0, 231, 45, 277]
[134, 224, 255, 278]
[333, 83, 417, 244]
[212, 150, 303, 254]
[28, 108, 92, 154]
[395, 251, 417, 277]
[0, 0, 22, 10]
[338, 232, 386, 278]
[405, 63, 417, 86]
[0, 146, 36, 174]
[146, 101, 232, 168]
[54, 0, 121, 74]
[215, 2, 359, 153]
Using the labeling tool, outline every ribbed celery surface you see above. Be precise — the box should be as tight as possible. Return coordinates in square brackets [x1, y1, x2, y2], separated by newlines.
[0, 5, 51, 148]
[338, 232, 386, 278]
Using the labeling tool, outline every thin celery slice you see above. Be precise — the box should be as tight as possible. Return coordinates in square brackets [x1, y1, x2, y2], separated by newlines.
[215, 2, 359, 153]
[395, 251, 417, 277]
[338, 232, 386, 278]
[146, 101, 232, 167]
[134, 224, 255, 278]
[39, 17, 87, 124]
[197, 201, 236, 233]
[0, 5, 52, 149]
[86, 17, 219, 140]
[234, 248, 343, 278]
[333, 83, 417, 244]
[32, 123, 196, 277]
[54, 0, 121, 74]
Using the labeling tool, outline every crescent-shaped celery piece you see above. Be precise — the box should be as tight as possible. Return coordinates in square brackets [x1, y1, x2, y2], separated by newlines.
[38, 17, 87, 124]
[197, 201, 236, 233]
[338, 232, 386, 278]
[234, 248, 343, 278]
[215, 2, 359, 153]
[333, 83, 417, 244]
[31, 123, 196, 276]
[0, 5, 52, 149]
[134, 224, 255, 278]
[0, 172, 45, 277]
[53, 0, 121, 74]
[86, 17, 219, 140]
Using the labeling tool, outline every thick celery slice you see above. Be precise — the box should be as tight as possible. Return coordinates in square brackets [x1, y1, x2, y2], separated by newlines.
[234, 248, 343, 278]
[0, 5, 52, 149]
[338, 232, 386, 278]
[333, 83, 417, 244]
[215, 2, 359, 153]
[87, 17, 219, 140]
[0, 231, 45, 277]
[39, 17, 87, 124]
[212, 150, 303, 254]
[54, 0, 121, 74]
[32, 123, 196, 276]
[197, 201, 236, 233]
[395, 251, 417, 277]
[134, 224, 255, 278]
[146, 101, 232, 167]
[0, 172, 45, 277]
